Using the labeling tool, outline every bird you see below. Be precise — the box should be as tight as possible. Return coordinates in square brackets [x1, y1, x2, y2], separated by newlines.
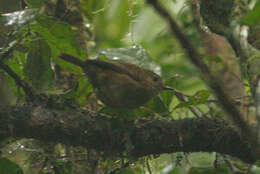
[59, 53, 170, 109]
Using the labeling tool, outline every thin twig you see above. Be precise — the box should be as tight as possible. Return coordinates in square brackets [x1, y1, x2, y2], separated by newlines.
[0, 40, 40, 102]
[190, 0, 203, 33]
[206, 97, 252, 106]
[173, 89, 202, 118]
[146, 0, 255, 143]
[0, 61, 35, 100]
[146, 158, 152, 174]
[223, 155, 246, 174]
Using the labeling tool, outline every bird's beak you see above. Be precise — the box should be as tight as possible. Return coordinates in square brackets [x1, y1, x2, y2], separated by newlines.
[162, 86, 175, 91]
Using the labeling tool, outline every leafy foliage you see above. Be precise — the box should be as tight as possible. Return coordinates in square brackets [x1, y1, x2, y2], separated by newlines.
[175, 90, 210, 109]
[0, 158, 23, 174]
[241, 0, 260, 27]
[0, 0, 259, 173]
[25, 38, 54, 91]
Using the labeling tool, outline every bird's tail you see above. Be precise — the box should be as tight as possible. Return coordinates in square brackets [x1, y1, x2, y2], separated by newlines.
[59, 53, 86, 67]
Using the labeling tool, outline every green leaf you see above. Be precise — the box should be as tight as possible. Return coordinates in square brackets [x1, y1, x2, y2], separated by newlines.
[145, 95, 169, 114]
[25, 0, 44, 8]
[75, 77, 93, 105]
[255, 160, 260, 167]
[34, 16, 84, 56]
[203, 56, 223, 64]
[248, 54, 260, 62]
[188, 163, 231, 174]
[25, 38, 54, 91]
[131, 96, 169, 118]
[240, 1, 260, 26]
[93, 0, 130, 46]
[189, 90, 210, 104]
[252, 165, 260, 174]
[117, 168, 142, 174]
[99, 45, 161, 75]
[175, 90, 210, 109]
[161, 77, 177, 107]
[175, 100, 193, 108]
[0, 9, 39, 32]
[54, 160, 73, 174]
[0, 158, 24, 174]
[30, 15, 85, 74]
[80, 0, 107, 19]
[0, 73, 17, 105]
[189, 152, 216, 167]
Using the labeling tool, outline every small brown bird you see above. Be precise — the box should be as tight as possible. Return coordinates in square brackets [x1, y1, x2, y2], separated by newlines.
[59, 53, 169, 109]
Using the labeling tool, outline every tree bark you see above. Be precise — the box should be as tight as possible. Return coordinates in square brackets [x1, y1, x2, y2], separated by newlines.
[0, 105, 256, 163]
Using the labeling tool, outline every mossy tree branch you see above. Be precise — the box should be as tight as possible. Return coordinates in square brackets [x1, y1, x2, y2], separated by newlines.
[0, 105, 256, 163]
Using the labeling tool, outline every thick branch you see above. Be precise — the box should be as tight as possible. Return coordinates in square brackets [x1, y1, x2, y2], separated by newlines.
[0, 105, 256, 163]
[146, 0, 256, 146]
